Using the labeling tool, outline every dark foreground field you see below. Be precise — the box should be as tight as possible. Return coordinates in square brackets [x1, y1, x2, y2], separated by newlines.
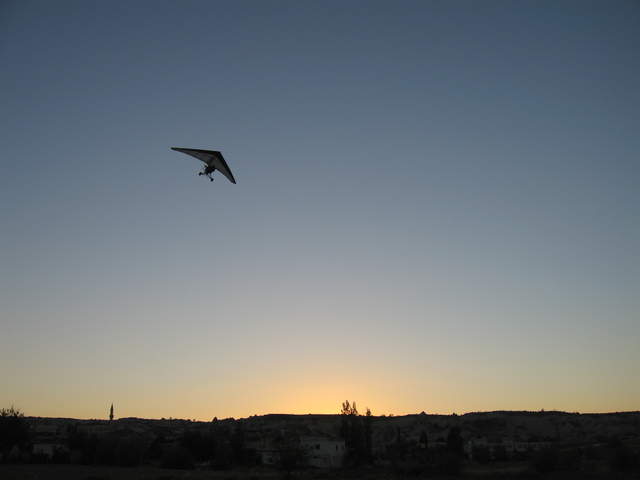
[2, 464, 640, 480]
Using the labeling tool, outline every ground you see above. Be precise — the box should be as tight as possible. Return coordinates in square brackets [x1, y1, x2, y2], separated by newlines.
[2, 464, 640, 480]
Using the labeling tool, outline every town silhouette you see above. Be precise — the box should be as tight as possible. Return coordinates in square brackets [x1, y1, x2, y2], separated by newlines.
[1, 403, 639, 478]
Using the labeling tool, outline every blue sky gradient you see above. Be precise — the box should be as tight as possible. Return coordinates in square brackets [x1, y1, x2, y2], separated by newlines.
[1, 0, 639, 419]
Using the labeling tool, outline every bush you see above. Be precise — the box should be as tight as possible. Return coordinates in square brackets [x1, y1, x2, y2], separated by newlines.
[557, 447, 581, 471]
[607, 442, 637, 472]
[161, 446, 195, 470]
[279, 445, 307, 472]
[532, 447, 558, 473]
[51, 447, 70, 464]
[492, 444, 508, 461]
[472, 445, 490, 464]
[94, 437, 117, 465]
[115, 437, 144, 467]
[434, 450, 462, 475]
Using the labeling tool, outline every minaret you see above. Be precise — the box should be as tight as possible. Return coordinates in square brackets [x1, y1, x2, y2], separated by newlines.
[109, 403, 114, 421]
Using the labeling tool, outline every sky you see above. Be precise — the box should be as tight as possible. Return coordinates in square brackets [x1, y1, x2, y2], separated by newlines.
[1, 0, 639, 420]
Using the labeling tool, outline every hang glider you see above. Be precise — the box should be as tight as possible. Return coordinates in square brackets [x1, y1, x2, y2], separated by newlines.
[171, 147, 237, 184]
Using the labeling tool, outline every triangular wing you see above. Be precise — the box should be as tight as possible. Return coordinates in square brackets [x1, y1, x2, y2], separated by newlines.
[207, 151, 237, 184]
[171, 147, 237, 184]
[171, 147, 212, 165]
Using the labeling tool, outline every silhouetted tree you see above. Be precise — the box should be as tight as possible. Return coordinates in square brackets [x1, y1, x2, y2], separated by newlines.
[0, 407, 29, 461]
[387, 428, 409, 469]
[341, 400, 358, 416]
[419, 430, 428, 448]
[340, 400, 367, 466]
[363, 407, 373, 463]
[230, 420, 246, 465]
[418, 430, 430, 464]
[340, 400, 353, 446]
[446, 427, 463, 455]
[147, 434, 164, 461]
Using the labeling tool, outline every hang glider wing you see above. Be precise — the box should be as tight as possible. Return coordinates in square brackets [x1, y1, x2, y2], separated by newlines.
[171, 147, 237, 184]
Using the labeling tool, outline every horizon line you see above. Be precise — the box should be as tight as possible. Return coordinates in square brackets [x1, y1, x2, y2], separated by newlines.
[23, 408, 640, 422]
